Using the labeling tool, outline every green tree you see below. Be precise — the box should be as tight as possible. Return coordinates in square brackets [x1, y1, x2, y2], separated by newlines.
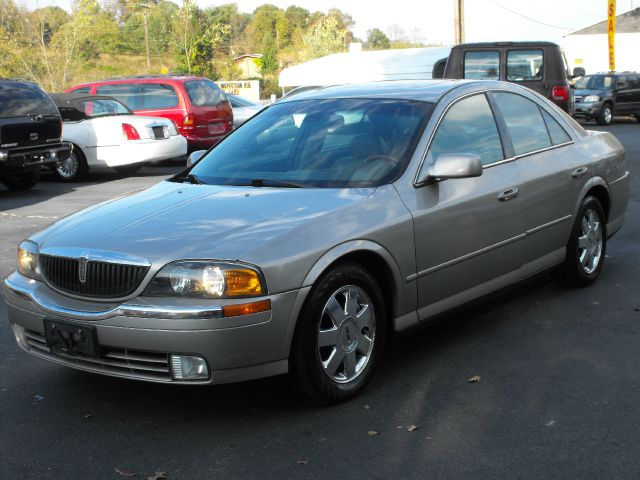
[365, 28, 390, 50]
[299, 15, 347, 62]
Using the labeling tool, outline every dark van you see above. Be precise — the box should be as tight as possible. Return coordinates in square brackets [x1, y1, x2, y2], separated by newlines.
[440, 42, 581, 113]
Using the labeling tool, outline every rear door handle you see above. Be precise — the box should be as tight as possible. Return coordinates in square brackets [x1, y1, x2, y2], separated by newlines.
[498, 187, 519, 201]
[572, 167, 589, 179]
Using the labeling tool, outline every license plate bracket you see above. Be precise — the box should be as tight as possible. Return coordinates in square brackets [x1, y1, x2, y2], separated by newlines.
[44, 319, 101, 357]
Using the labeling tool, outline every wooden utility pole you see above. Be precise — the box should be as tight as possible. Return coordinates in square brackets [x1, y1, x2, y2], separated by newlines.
[454, 0, 465, 44]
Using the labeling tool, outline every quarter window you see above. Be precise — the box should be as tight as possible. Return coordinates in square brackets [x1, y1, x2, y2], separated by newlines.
[506, 50, 543, 82]
[493, 92, 551, 155]
[429, 94, 504, 166]
[541, 110, 571, 145]
[464, 51, 499, 80]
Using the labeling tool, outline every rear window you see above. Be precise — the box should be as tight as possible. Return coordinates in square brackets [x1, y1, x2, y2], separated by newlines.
[506, 50, 543, 82]
[0, 82, 58, 117]
[464, 51, 499, 80]
[96, 83, 179, 110]
[184, 80, 228, 107]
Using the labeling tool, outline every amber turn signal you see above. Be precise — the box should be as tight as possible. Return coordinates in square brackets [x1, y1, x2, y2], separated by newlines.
[223, 300, 271, 317]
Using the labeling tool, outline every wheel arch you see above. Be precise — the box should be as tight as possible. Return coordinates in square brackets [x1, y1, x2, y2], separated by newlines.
[574, 177, 611, 221]
[284, 241, 405, 355]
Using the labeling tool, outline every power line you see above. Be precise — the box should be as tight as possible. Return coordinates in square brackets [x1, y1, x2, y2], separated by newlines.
[483, 0, 569, 30]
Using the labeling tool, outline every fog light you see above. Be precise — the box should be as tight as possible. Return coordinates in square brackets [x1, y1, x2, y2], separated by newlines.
[170, 355, 209, 380]
[0, 150, 8, 162]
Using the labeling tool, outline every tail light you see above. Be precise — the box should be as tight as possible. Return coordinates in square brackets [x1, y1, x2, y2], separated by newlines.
[182, 114, 195, 131]
[551, 85, 570, 102]
[122, 123, 140, 140]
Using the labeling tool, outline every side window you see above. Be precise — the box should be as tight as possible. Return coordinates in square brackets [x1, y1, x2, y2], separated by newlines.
[628, 75, 640, 89]
[137, 83, 179, 109]
[493, 92, 551, 155]
[464, 51, 499, 80]
[506, 49, 543, 81]
[96, 84, 138, 109]
[429, 94, 504, 166]
[71, 87, 91, 95]
[541, 110, 571, 145]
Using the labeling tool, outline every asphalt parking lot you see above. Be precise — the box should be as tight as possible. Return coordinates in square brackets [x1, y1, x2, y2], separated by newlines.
[1, 120, 638, 479]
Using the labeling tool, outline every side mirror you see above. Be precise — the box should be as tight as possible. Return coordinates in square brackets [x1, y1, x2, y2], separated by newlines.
[572, 67, 585, 78]
[417, 153, 483, 184]
[187, 150, 207, 167]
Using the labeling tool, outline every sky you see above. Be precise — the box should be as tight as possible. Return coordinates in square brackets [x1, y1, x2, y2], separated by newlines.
[22, 0, 640, 46]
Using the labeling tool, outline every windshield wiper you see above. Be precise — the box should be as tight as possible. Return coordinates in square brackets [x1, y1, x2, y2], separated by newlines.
[172, 173, 205, 185]
[249, 178, 307, 188]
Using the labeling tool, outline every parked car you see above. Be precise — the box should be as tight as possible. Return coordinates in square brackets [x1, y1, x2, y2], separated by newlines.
[573, 72, 640, 125]
[65, 76, 233, 151]
[227, 94, 263, 127]
[49, 94, 187, 181]
[3, 80, 629, 403]
[0, 79, 71, 191]
[439, 41, 583, 113]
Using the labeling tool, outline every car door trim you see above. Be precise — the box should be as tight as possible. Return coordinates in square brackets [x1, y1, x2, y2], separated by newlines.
[406, 232, 527, 282]
[525, 214, 572, 235]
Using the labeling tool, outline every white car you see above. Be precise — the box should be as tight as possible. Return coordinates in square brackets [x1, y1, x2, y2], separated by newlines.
[50, 94, 187, 180]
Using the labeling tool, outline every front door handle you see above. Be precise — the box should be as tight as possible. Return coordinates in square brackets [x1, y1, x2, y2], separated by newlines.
[572, 166, 589, 179]
[498, 187, 519, 201]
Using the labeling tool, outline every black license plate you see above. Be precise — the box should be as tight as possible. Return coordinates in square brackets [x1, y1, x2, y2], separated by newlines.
[44, 319, 100, 357]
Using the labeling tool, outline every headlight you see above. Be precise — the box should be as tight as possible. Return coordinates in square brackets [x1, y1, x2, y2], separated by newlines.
[584, 95, 601, 102]
[144, 261, 265, 298]
[17, 240, 41, 280]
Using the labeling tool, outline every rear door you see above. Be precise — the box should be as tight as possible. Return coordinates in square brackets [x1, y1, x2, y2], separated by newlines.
[489, 91, 586, 268]
[0, 82, 61, 149]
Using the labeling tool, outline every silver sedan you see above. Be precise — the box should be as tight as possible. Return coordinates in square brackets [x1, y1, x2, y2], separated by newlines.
[3, 80, 629, 403]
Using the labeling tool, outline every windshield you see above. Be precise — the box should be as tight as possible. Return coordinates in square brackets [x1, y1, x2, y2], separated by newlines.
[188, 98, 432, 188]
[575, 75, 614, 90]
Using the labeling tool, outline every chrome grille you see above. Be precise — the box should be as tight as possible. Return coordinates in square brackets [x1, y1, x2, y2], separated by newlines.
[23, 329, 172, 381]
[40, 254, 149, 298]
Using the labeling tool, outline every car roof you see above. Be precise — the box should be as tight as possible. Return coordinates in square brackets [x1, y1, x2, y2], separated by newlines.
[277, 79, 478, 103]
[450, 41, 560, 49]
[70, 76, 205, 88]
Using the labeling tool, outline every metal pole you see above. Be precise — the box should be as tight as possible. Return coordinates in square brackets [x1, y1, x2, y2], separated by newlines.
[143, 13, 151, 73]
[454, 0, 465, 44]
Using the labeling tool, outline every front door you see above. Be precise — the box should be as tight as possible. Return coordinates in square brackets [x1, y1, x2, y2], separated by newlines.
[399, 93, 527, 320]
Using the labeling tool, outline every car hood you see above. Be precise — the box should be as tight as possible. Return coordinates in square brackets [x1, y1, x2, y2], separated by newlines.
[574, 88, 607, 97]
[35, 180, 375, 265]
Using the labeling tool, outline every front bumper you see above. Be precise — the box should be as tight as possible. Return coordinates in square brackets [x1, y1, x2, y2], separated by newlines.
[573, 101, 604, 118]
[3, 272, 301, 385]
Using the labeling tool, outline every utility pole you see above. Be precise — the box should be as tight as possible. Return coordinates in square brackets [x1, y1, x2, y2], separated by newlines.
[454, 0, 465, 45]
[139, 4, 151, 73]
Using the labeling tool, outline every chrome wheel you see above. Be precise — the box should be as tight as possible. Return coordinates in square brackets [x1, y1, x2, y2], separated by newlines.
[578, 208, 603, 274]
[56, 152, 80, 179]
[317, 285, 375, 384]
[602, 106, 612, 124]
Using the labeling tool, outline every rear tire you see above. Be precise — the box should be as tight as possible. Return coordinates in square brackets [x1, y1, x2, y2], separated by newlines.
[1, 170, 41, 191]
[596, 103, 613, 126]
[55, 146, 88, 181]
[562, 196, 607, 286]
[289, 263, 386, 404]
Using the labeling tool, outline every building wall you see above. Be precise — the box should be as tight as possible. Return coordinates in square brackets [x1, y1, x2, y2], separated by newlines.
[563, 33, 640, 74]
[235, 58, 261, 79]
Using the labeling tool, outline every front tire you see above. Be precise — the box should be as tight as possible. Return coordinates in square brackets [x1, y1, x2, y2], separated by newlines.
[289, 263, 386, 403]
[562, 196, 607, 286]
[596, 103, 613, 126]
[1, 170, 41, 191]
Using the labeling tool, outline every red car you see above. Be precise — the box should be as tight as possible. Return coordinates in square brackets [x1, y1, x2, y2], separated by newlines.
[65, 76, 233, 150]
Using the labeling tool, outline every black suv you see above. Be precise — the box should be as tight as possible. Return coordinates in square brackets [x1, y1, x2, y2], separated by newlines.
[440, 41, 580, 114]
[0, 79, 71, 191]
[573, 72, 640, 125]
